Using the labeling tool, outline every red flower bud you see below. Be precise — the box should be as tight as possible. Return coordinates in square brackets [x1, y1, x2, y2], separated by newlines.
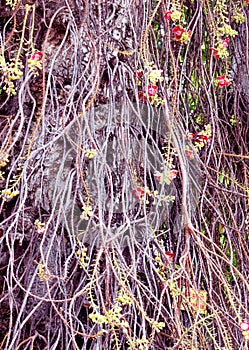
[31, 51, 43, 60]
[165, 251, 175, 260]
[188, 132, 211, 144]
[138, 91, 147, 103]
[169, 169, 178, 180]
[164, 251, 175, 266]
[187, 133, 195, 140]
[172, 26, 185, 41]
[134, 71, 143, 78]
[164, 11, 173, 20]
[131, 187, 145, 200]
[210, 47, 220, 59]
[144, 85, 158, 96]
[216, 75, 231, 87]
[187, 30, 192, 38]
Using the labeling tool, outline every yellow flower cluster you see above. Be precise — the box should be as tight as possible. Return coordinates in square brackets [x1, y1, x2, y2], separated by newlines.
[5, 0, 18, 10]
[155, 254, 167, 279]
[242, 330, 249, 340]
[0, 154, 9, 168]
[84, 149, 97, 159]
[170, 10, 181, 21]
[89, 312, 107, 325]
[204, 124, 212, 137]
[146, 62, 164, 85]
[150, 319, 165, 333]
[1, 60, 23, 81]
[0, 57, 23, 95]
[233, 12, 245, 24]
[89, 304, 128, 328]
[149, 95, 165, 107]
[37, 264, 50, 281]
[180, 31, 191, 44]
[216, 44, 229, 59]
[0, 188, 19, 200]
[167, 280, 181, 297]
[148, 69, 164, 85]
[34, 219, 46, 234]
[76, 247, 89, 268]
[80, 204, 93, 220]
[219, 25, 238, 37]
[27, 57, 42, 71]
[128, 336, 150, 350]
[3, 81, 16, 95]
[117, 289, 133, 306]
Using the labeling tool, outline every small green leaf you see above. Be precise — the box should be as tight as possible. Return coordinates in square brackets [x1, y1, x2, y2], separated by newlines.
[219, 173, 225, 183]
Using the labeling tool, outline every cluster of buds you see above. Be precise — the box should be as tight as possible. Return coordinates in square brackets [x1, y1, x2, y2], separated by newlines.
[89, 311, 107, 325]
[89, 304, 129, 329]
[5, 0, 18, 10]
[4, 63, 23, 81]
[9, 70, 23, 81]
[3, 81, 16, 95]
[210, 38, 230, 59]
[128, 336, 150, 350]
[233, 11, 245, 24]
